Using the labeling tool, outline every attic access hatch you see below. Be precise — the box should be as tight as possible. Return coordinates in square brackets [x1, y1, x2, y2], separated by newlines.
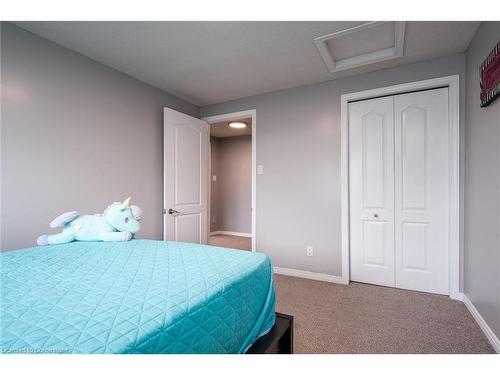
[314, 21, 406, 73]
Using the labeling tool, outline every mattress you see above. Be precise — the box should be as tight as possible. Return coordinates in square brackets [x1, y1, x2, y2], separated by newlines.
[0, 239, 275, 354]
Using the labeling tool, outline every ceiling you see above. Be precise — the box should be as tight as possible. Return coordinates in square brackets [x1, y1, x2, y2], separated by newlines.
[14, 21, 480, 106]
[210, 118, 252, 138]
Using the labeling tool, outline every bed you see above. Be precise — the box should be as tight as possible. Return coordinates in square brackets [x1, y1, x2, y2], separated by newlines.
[0, 239, 276, 354]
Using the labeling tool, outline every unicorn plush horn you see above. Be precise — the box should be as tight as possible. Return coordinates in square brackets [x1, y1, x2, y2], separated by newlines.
[122, 197, 131, 208]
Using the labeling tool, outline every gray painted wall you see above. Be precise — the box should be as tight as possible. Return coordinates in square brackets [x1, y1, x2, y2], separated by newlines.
[0, 23, 199, 251]
[464, 22, 500, 339]
[210, 135, 251, 234]
[201, 53, 466, 277]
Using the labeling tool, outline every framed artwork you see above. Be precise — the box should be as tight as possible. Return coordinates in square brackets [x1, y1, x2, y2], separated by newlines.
[480, 41, 499, 107]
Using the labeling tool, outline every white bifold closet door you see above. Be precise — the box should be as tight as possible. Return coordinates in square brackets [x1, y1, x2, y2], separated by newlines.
[349, 88, 450, 295]
[349, 96, 395, 288]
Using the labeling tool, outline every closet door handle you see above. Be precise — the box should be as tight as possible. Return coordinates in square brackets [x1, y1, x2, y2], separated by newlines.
[168, 209, 180, 215]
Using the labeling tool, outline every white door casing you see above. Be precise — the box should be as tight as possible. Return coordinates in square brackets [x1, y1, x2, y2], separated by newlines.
[349, 96, 395, 287]
[394, 88, 449, 294]
[341, 75, 460, 299]
[163, 108, 209, 244]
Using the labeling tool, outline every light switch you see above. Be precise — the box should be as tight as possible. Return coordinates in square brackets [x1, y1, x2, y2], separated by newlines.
[212, 175, 217, 181]
[257, 165, 264, 175]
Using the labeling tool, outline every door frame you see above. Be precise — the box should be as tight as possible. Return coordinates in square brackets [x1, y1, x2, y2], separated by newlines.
[202, 109, 257, 252]
[340, 75, 460, 299]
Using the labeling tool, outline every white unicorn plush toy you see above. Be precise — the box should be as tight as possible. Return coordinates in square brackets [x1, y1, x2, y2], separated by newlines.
[37, 197, 143, 246]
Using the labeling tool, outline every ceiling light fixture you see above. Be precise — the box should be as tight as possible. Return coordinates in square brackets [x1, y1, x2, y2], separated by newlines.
[228, 121, 247, 129]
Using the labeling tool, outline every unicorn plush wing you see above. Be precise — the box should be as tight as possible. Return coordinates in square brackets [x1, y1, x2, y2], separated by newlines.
[49, 211, 80, 228]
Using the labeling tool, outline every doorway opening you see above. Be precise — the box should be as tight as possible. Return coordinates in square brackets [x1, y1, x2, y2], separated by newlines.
[203, 110, 256, 252]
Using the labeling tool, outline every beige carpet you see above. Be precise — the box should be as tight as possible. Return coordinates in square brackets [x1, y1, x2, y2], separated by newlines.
[274, 275, 494, 354]
[208, 234, 251, 251]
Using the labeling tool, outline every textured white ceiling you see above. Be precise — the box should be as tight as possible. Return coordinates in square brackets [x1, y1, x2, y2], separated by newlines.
[14, 21, 480, 106]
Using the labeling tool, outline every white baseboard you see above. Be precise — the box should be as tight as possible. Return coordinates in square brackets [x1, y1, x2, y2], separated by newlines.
[462, 293, 500, 353]
[273, 266, 348, 285]
[209, 231, 252, 238]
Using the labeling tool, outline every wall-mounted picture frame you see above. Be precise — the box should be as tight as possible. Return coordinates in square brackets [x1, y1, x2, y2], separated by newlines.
[480, 41, 499, 107]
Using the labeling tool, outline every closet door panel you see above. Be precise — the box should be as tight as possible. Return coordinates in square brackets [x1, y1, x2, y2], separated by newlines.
[394, 88, 449, 294]
[349, 97, 395, 287]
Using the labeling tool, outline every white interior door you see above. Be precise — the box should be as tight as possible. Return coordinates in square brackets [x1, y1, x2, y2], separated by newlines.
[164, 108, 209, 244]
[349, 96, 395, 287]
[394, 88, 449, 294]
[349, 88, 450, 295]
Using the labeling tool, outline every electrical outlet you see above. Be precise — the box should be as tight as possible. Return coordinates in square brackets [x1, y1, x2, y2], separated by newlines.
[306, 246, 313, 257]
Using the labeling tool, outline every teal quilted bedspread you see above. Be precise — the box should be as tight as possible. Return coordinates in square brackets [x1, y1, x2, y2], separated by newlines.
[0, 240, 275, 354]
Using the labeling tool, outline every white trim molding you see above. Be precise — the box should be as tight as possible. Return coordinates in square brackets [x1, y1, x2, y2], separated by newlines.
[340, 75, 461, 299]
[202, 109, 257, 252]
[274, 267, 348, 285]
[209, 231, 252, 238]
[462, 294, 500, 353]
